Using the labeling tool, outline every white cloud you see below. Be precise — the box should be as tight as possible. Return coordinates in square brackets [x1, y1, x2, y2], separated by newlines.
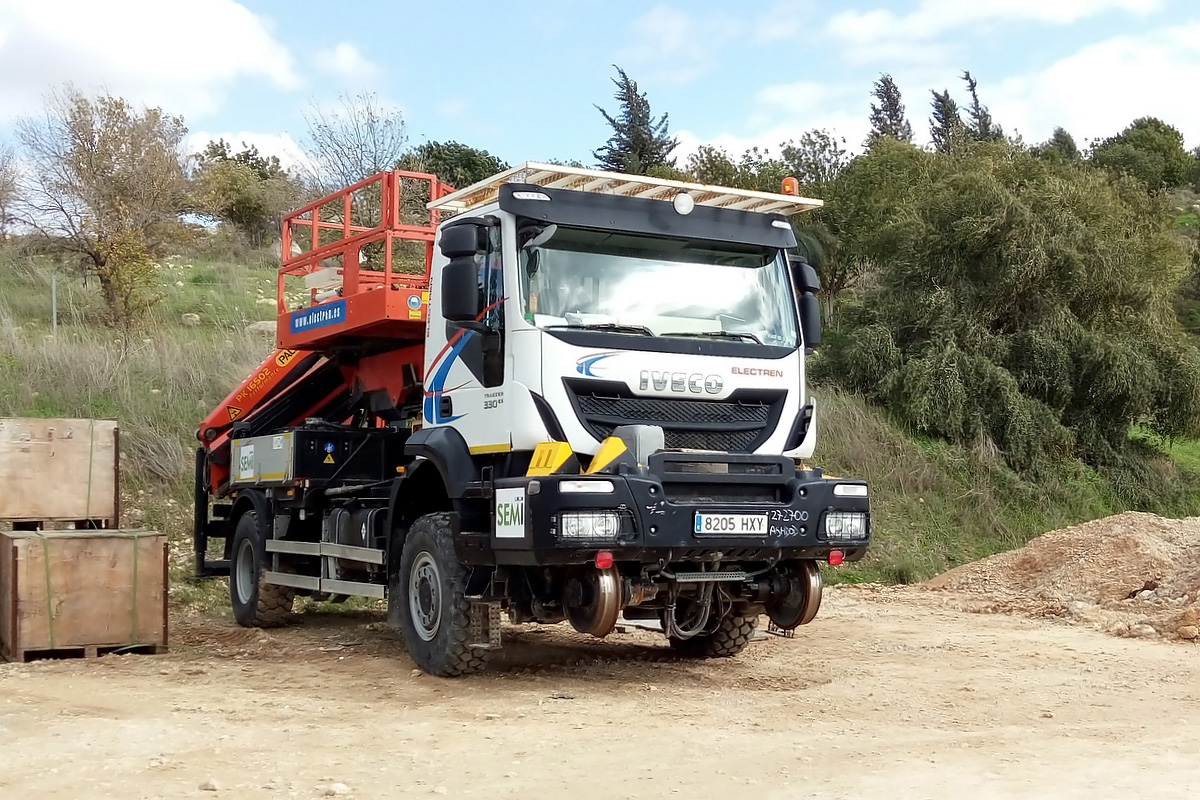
[673, 80, 871, 169]
[0, 0, 299, 123]
[615, 5, 744, 86]
[186, 130, 312, 174]
[830, 0, 1161, 43]
[753, 0, 816, 43]
[673, 16, 1200, 176]
[828, 0, 1162, 64]
[315, 42, 380, 81]
[990, 23, 1200, 148]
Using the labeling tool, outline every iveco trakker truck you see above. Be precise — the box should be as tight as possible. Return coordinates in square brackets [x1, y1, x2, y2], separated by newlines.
[192, 163, 871, 676]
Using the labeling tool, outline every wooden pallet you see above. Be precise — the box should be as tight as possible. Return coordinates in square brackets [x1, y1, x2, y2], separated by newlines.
[9, 643, 168, 663]
[1, 529, 168, 662]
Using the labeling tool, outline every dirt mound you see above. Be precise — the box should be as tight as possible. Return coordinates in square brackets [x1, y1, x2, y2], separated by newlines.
[924, 511, 1200, 641]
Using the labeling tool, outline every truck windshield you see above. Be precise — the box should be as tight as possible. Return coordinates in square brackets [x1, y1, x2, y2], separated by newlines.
[517, 226, 799, 349]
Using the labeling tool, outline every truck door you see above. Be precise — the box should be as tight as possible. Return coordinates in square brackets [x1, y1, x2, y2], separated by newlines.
[425, 224, 510, 455]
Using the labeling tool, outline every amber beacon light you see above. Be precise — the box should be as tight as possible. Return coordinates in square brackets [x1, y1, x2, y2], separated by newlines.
[781, 177, 800, 196]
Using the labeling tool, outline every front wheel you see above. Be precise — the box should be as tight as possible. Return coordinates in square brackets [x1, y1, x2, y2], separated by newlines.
[394, 512, 489, 677]
[230, 509, 294, 628]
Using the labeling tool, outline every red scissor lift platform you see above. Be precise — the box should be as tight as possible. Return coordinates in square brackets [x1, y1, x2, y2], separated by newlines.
[194, 170, 454, 499]
[277, 170, 455, 352]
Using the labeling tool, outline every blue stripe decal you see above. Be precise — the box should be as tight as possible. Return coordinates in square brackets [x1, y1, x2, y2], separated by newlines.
[423, 331, 475, 424]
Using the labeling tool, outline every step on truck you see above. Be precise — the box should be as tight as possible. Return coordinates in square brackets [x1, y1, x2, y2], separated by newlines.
[192, 163, 871, 676]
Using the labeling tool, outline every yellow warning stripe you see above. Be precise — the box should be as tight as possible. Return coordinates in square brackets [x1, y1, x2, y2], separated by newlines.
[469, 443, 512, 455]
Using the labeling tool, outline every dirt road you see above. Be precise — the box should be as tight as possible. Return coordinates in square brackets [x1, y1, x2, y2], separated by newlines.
[2, 584, 1198, 800]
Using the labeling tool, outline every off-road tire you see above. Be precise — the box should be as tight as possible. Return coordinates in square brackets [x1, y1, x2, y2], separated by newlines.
[668, 612, 758, 658]
[230, 509, 294, 628]
[394, 512, 489, 677]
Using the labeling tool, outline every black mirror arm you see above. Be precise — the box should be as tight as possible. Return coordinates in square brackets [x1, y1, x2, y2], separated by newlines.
[456, 320, 490, 334]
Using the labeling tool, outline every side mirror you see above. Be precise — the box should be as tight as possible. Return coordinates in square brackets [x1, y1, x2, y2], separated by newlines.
[439, 221, 487, 258]
[438, 221, 488, 323]
[788, 254, 820, 294]
[441, 257, 479, 322]
[788, 254, 822, 354]
[799, 293, 821, 353]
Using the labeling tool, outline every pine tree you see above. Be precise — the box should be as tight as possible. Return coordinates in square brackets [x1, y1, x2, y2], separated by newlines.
[867, 73, 913, 146]
[593, 66, 679, 174]
[929, 89, 964, 154]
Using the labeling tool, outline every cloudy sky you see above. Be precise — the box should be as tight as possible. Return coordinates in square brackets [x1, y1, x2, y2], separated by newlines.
[0, 0, 1197, 171]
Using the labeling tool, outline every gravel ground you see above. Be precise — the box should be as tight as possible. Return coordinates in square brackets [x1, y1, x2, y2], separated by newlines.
[2, 576, 1199, 799]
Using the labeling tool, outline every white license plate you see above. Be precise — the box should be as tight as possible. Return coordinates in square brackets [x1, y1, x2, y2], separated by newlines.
[694, 512, 769, 535]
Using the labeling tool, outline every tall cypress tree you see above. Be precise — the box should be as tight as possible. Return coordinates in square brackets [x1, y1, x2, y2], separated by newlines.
[929, 89, 964, 154]
[962, 71, 1002, 141]
[593, 66, 679, 174]
[867, 73, 913, 146]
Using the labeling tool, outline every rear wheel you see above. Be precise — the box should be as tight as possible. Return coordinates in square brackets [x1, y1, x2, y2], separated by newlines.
[394, 512, 489, 677]
[230, 509, 294, 628]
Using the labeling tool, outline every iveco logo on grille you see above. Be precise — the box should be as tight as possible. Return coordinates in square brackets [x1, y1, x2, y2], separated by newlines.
[638, 371, 723, 395]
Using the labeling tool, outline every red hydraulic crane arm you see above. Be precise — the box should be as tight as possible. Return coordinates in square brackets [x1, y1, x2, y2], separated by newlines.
[197, 349, 353, 495]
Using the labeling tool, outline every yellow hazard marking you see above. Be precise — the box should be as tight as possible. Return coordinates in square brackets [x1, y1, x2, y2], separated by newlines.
[526, 441, 574, 476]
[585, 437, 628, 475]
[469, 443, 512, 455]
[227, 406, 243, 422]
[323, 454, 334, 464]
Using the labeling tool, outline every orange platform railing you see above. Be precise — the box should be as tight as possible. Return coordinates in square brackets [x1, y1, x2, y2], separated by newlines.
[278, 170, 456, 317]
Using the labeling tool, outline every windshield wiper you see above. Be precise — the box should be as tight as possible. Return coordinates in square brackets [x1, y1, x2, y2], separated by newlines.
[546, 323, 655, 336]
[660, 330, 763, 345]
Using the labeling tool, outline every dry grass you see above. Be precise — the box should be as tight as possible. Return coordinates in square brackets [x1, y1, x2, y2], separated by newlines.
[0, 246, 275, 488]
[0, 319, 268, 485]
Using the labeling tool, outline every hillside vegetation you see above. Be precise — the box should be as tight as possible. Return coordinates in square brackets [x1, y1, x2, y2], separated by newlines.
[3, 246, 1198, 594]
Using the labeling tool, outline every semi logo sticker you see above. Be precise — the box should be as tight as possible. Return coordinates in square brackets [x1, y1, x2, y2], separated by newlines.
[494, 488, 525, 539]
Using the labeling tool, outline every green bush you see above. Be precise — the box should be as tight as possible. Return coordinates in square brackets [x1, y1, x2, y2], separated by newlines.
[816, 137, 1200, 473]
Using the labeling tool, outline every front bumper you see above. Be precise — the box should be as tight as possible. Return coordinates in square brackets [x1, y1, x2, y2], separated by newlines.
[488, 451, 870, 566]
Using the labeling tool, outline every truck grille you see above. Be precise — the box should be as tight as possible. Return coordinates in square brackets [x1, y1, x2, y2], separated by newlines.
[564, 379, 786, 453]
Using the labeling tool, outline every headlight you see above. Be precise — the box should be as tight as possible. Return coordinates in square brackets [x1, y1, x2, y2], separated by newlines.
[823, 511, 868, 541]
[558, 511, 620, 541]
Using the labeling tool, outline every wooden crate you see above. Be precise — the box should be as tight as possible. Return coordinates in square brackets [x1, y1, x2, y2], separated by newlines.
[0, 417, 120, 527]
[0, 529, 168, 662]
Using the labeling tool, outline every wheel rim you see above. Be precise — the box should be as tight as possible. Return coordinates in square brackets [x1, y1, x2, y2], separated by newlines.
[409, 551, 442, 641]
[235, 537, 256, 604]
